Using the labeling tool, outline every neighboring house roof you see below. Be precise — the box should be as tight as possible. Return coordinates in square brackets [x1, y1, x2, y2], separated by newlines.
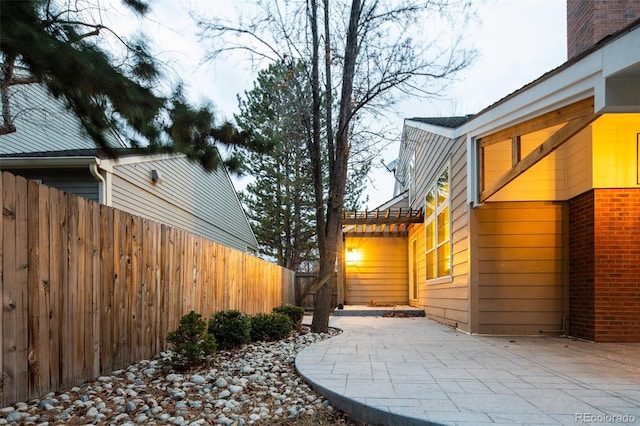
[408, 116, 474, 129]
[0, 82, 125, 155]
[0, 81, 260, 253]
[407, 17, 640, 138]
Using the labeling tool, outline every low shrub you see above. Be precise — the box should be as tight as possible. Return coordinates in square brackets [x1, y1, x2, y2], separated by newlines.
[250, 312, 293, 342]
[273, 305, 305, 329]
[166, 310, 216, 370]
[208, 310, 251, 350]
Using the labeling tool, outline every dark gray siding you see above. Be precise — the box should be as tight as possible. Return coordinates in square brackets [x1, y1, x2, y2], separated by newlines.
[0, 168, 99, 202]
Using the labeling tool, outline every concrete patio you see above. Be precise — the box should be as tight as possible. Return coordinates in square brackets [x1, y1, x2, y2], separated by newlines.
[296, 316, 640, 425]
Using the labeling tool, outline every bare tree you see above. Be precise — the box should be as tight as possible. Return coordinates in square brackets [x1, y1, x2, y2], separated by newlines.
[198, 0, 476, 332]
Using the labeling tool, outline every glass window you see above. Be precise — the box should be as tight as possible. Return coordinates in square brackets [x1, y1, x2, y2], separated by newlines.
[425, 166, 451, 280]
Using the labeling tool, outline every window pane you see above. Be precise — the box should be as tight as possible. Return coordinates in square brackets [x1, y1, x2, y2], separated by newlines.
[425, 221, 435, 251]
[425, 188, 435, 217]
[437, 168, 449, 206]
[426, 251, 436, 279]
[437, 242, 451, 276]
[437, 207, 449, 243]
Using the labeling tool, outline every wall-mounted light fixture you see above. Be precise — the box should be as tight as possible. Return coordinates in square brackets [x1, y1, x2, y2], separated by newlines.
[346, 248, 360, 265]
[151, 169, 161, 184]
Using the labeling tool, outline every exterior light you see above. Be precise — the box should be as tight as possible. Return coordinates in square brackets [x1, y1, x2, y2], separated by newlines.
[346, 248, 360, 264]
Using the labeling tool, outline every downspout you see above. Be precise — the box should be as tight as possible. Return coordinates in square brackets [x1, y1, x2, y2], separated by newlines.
[89, 161, 108, 205]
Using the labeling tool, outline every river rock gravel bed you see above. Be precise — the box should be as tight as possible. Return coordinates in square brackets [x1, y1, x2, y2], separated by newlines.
[0, 327, 342, 425]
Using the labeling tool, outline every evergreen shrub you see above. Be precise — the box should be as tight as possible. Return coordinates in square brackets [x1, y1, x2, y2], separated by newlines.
[208, 310, 251, 350]
[250, 312, 293, 342]
[166, 310, 216, 370]
[272, 305, 305, 329]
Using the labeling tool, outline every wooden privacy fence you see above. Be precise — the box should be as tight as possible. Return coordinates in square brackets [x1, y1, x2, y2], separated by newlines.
[0, 171, 295, 407]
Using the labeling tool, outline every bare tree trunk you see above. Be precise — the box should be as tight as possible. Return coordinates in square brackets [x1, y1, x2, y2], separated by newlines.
[311, 0, 362, 333]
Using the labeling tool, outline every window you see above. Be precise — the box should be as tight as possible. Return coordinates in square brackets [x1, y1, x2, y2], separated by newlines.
[425, 166, 451, 280]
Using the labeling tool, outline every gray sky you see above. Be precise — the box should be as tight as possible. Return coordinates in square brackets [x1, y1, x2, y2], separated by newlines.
[116, 0, 567, 208]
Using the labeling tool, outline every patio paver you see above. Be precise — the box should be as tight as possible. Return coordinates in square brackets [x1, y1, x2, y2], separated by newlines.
[295, 316, 640, 425]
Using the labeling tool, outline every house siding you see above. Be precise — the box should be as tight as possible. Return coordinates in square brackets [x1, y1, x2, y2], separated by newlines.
[110, 156, 258, 253]
[0, 168, 99, 202]
[344, 236, 408, 305]
[0, 83, 123, 154]
[401, 126, 471, 331]
[473, 201, 567, 335]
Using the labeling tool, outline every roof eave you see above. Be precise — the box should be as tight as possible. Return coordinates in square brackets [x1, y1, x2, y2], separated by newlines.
[0, 156, 99, 169]
[406, 22, 640, 140]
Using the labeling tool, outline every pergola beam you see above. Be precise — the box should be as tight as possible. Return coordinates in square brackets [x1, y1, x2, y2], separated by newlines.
[479, 97, 595, 147]
[480, 113, 601, 202]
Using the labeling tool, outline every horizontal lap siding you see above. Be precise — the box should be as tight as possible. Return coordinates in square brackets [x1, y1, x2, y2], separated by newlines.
[404, 128, 470, 331]
[111, 157, 257, 252]
[344, 236, 408, 305]
[475, 201, 566, 334]
[1, 169, 99, 203]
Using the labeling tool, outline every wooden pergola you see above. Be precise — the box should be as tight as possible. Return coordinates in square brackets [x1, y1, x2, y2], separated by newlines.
[336, 207, 423, 305]
[342, 207, 423, 236]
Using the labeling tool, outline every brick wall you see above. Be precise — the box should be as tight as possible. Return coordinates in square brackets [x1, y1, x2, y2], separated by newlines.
[568, 190, 595, 340]
[567, 0, 640, 59]
[569, 189, 640, 342]
[593, 189, 640, 341]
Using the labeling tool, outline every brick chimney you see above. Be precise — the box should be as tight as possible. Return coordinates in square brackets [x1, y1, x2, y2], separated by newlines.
[567, 0, 640, 59]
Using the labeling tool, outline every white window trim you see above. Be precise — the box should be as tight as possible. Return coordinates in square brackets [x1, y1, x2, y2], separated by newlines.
[425, 163, 453, 283]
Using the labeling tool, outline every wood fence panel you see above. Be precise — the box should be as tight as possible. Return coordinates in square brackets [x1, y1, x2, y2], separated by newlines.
[113, 210, 127, 369]
[27, 181, 50, 397]
[130, 215, 142, 363]
[201, 239, 211, 318]
[65, 195, 81, 388]
[0, 172, 296, 406]
[100, 205, 115, 373]
[140, 219, 150, 361]
[14, 175, 28, 403]
[170, 228, 182, 334]
[48, 187, 65, 391]
[159, 225, 172, 347]
[0, 172, 3, 405]
[214, 244, 224, 313]
[192, 236, 202, 314]
[149, 220, 161, 357]
[2, 172, 18, 404]
[39, 186, 52, 392]
[88, 199, 101, 379]
[122, 212, 133, 366]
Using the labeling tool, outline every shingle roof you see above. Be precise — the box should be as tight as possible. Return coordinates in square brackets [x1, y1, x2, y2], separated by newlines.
[0, 148, 149, 158]
[408, 17, 640, 131]
[408, 115, 474, 128]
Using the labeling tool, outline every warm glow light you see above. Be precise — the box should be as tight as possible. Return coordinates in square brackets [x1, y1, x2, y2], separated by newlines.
[346, 248, 360, 264]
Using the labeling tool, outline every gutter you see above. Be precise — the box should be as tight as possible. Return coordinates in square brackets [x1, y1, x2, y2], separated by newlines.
[89, 162, 108, 205]
[0, 156, 98, 168]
